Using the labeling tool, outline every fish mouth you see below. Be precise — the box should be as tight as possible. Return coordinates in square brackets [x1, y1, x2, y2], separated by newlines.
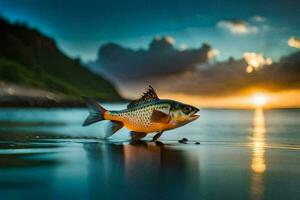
[190, 109, 200, 120]
[190, 114, 200, 120]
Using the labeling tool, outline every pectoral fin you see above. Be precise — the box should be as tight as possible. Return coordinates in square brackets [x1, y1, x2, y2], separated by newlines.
[130, 131, 147, 140]
[151, 110, 170, 123]
[105, 121, 123, 138]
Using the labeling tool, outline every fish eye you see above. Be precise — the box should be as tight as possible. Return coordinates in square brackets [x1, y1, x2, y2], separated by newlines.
[184, 106, 192, 113]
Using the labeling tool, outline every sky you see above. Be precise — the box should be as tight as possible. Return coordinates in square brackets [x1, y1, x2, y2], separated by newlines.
[0, 0, 299, 62]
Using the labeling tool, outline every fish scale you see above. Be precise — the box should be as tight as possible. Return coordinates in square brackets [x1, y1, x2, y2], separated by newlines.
[110, 103, 170, 129]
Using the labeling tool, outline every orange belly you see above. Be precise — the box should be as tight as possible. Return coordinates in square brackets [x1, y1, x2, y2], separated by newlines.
[104, 111, 174, 133]
[123, 120, 171, 133]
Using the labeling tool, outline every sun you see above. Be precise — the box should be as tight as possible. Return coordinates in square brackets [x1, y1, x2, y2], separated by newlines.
[251, 93, 268, 107]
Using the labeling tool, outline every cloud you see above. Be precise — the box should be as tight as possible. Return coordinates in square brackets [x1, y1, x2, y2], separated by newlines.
[164, 36, 175, 45]
[88, 38, 300, 98]
[251, 15, 266, 23]
[93, 36, 211, 81]
[207, 49, 220, 59]
[288, 37, 300, 49]
[243, 52, 272, 73]
[179, 43, 188, 51]
[120, 51, 300, 98]
[149, 51, 300, 96]
[217, 19, 258, 35]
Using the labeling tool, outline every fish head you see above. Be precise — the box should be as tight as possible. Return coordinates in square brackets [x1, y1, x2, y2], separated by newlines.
[170, 101, 200, 127]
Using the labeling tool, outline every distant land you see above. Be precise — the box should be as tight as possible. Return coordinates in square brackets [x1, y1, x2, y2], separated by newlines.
[0, 17, 123, 107]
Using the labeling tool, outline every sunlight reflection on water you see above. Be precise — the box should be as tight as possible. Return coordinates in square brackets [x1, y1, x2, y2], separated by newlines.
[250, 108, 266, 200]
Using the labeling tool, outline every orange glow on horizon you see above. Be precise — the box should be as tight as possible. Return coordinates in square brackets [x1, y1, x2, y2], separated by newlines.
[251, 93, 268, 107]
[158, 89, 300, 109]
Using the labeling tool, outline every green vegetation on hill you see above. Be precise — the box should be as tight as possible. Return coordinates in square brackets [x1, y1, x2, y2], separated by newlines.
[0, 17, 122, 101]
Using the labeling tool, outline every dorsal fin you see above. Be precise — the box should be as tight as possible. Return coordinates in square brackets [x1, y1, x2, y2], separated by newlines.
[127, 85, 159, 108]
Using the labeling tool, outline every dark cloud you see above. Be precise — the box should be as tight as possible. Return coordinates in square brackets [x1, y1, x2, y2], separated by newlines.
[117, 51, 300, 98]
[88, 37, 300, 98]
[92, 36, 211, 81]
[152, 51, 300, 96]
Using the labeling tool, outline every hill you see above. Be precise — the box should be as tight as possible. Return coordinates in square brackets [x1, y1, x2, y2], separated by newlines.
[0, 17, 122, 103]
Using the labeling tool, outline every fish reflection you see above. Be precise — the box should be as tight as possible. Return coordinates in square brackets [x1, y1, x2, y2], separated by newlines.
[84, 141, 200, 199]
[250, 108, 267, 200]
[123, 141, 163, 180]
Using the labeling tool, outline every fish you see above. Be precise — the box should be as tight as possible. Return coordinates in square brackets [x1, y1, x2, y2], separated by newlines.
[82, 86, 200, 141]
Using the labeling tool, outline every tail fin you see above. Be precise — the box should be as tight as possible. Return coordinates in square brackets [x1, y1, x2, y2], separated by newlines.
[82, 96, 107, 126]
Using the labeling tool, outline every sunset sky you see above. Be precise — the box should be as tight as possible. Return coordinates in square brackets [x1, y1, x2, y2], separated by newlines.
[0, 0, 300, 108]
[0, 0, 299, 61]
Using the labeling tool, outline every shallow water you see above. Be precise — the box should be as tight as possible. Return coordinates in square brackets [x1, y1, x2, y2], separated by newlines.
[0, 105, 299, 200]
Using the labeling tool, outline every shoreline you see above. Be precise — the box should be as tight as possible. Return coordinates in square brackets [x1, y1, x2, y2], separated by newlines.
[0, 95, 127, 108]
[0, 82, 127, 108]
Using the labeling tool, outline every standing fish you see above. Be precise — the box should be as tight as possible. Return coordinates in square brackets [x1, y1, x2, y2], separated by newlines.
[82, 86, 200, 141]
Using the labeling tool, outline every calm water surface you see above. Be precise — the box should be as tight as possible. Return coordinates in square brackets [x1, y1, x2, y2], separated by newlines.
[0, 104, 299, 200]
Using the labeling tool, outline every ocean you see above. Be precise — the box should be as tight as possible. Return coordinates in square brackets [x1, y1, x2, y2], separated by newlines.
[0, 104, 299, 200]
